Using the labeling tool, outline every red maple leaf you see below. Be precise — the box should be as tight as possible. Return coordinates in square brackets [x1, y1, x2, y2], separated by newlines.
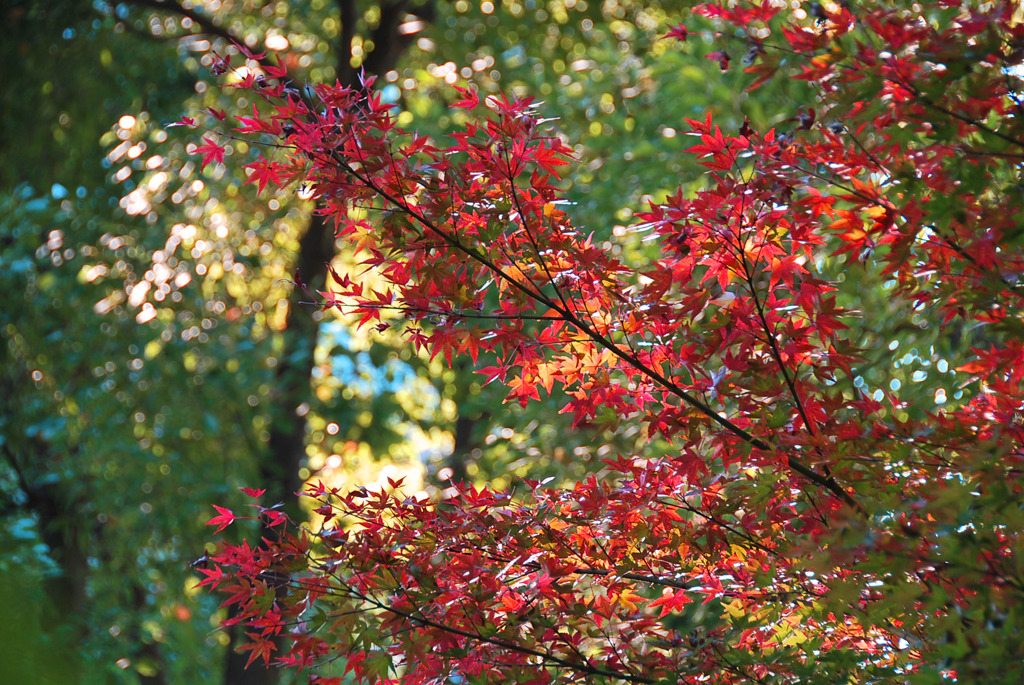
[506, 371, 541, 406]
[194, 564, 225, 590]
[452, 85, 480, 109]
[665, 24, 689, 41]
[239, 634, 276, 668]
[193, 136, 225, 169]
[244, 159, 285, 194]
[206, 505, 236, 534]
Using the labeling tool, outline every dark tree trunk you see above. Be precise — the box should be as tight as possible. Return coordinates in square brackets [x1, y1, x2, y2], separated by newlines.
[132, 584, 170, 685]
[220, 2, 433, 682]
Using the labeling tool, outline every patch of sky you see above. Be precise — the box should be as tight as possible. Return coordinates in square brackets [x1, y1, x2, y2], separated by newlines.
[502, 45, 526, 67]
[381, 84, 401, 105]
[320, 321, 427, 398]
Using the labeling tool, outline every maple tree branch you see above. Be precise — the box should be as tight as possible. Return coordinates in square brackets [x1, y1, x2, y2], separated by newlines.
[570, 566, 816, 604]
[547, 309, 861, 510]
[840, 123, 890, 178]
[920, 223, 1024, 295]
[711, 642, 770, 684]
[736, 247, 818, 434]
[793, 161, 1024, 296]
[313, 498, 651, 589]
[325, 150, 562, 313]
[601, 627, 647, 682]
[336, 148, 862, 510]
[956, 147, 1024, 160]
[270, 86, 862, 512]
[722, 5, 1024, 156]
[307, 300, 569, 322]
[874, 55, 1024, 152]
[356, 587, 658, 683]
[910, 93, 1024, 152]
[666, 496, 782, 559]
[552, 628, 598, 673]
[730, 179, 826, 454]
[308, 496, 798, 600]
[497, 139, 575, 316]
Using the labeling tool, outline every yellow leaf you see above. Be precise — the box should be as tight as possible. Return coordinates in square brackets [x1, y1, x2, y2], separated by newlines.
[782, 630, 808, 647]
[723, 598, 745, 619]
[618, 589, 645, 613]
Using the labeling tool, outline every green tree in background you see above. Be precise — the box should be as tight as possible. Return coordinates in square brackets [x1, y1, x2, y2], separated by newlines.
[2, 1, 754, 683]
[2, 1, 426, 683]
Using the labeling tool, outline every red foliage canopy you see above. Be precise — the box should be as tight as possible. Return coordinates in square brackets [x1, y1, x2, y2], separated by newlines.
[194, 1, 1024, 682]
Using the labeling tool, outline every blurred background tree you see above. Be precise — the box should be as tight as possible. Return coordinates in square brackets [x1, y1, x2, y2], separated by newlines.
[0, 1, 819, 683]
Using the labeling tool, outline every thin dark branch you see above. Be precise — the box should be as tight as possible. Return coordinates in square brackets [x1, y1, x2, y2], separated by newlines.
[737, 248, 814, 434]
[911, 93, 1024, 151]
[498, 131, 574, 315]
[1, 442, 33, 503]
[360, 589, 657, 683]
[792, 161, 1023, 296]
[118, 0, 242, 46]
[304, 300, 569, 322]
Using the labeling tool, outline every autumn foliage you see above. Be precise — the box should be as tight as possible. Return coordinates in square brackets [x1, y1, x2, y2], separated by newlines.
[195, 2, 1024, 682]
